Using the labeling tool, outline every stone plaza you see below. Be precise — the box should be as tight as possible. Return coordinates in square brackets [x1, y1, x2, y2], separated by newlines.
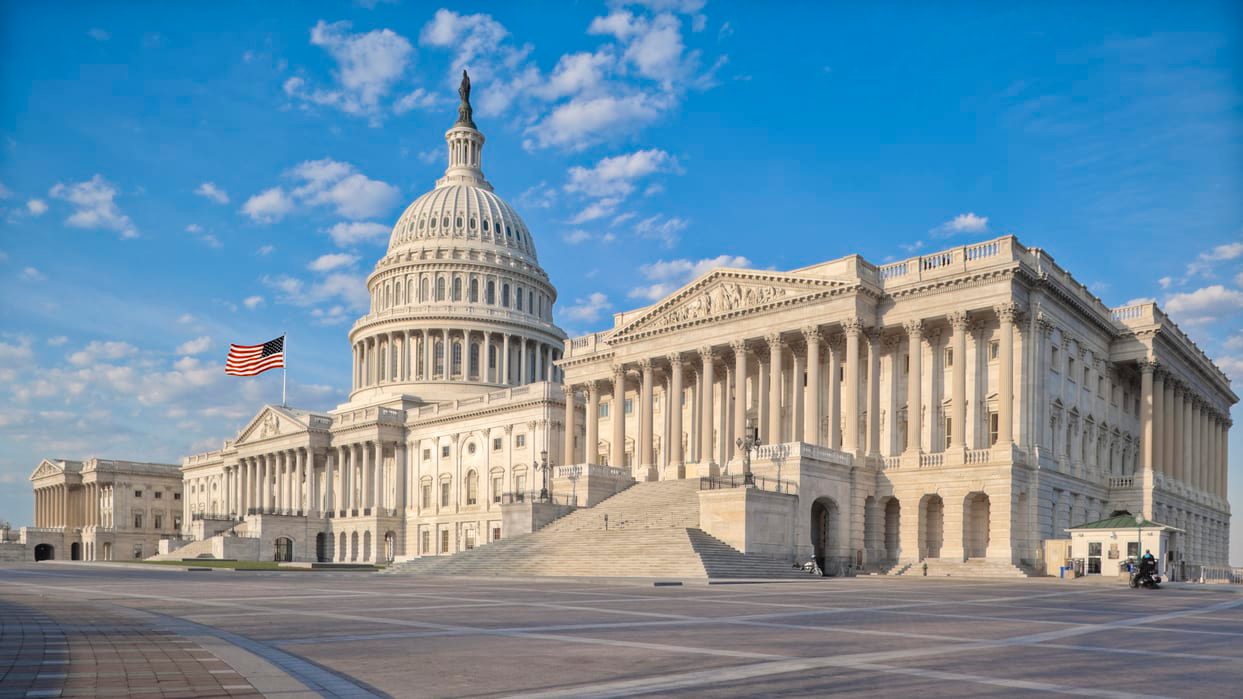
[2, 564, 1242, 697]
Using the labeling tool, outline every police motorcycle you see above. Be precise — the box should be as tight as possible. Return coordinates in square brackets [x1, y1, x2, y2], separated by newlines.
[1128, 557, 1162, 589]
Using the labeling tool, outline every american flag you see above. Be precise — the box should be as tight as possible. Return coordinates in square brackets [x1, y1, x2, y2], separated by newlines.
[225, 336, 285, 376]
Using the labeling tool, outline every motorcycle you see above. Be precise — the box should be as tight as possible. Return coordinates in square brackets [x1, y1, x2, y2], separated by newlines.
[1129, 560, 1162, 589]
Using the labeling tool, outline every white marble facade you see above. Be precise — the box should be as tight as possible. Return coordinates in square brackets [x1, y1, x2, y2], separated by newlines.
[558, 238, 1235, 569]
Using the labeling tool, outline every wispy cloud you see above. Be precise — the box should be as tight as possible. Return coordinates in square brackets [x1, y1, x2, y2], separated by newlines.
[49, 174, 137, 239]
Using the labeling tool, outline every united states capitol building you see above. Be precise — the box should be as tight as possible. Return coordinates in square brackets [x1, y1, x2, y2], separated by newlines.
[20, 77, 1235, 577]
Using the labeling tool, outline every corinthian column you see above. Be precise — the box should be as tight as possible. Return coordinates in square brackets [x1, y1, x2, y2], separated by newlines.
[905, 320, 923, 454]
[732, 341, 749, 459]
[766, 334, 784, 444]
[640, 359, 655, 470]
[1151, 368, 1165, 476]
[586, 381, 600, 465]
[801, 330, 820, 447]
[1139, 360, 1156, 474]
[700, 348, 717, 464]
[668, 356, 684, 469]
[563, 384, 577, 466]
[866, 328, 882, 456]
[995, 303, 1018, 445]
[948, 311, 968, 450]
[611, 364, 626, 468]
[843, 318, 863, 454]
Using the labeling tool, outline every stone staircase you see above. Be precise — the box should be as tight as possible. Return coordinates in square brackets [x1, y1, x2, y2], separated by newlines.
[384, 479, 808, 580]
[897, 558, 1031, 578]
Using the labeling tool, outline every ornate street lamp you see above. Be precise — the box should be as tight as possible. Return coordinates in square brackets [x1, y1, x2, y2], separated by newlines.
[735, 418, 761, 486]
[536, 450, 553, 502]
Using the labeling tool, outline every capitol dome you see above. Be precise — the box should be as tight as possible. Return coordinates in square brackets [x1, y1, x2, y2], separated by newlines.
[348, 71, 566, 404]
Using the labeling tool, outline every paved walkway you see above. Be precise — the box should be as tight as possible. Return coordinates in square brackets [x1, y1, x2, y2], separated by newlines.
[2, 564, 1242, 698]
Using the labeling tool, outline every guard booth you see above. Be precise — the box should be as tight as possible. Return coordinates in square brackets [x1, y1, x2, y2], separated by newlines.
[1066, 513, 1180, 578]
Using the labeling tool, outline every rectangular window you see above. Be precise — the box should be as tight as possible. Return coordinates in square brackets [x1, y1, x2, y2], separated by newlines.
[624, 398, 633, 414]
[599, 402, 610, 418]
[944, 415, 952, 447]
[1127, 542, 1139, 558]
[944, 348, 953, 367]
[154, 491, 162, 499]
[1083, 366, 1090, 385]
[173, 493, 181, 501]
[1097, 377, 1104, 396]
[441, 445, 450, 458]
[440, 482, 450, 507]
[465, 530, 476, 550]
[493, 526, 502, 542]
[133, 513, 143, 529]
[516, 434, 526, 448]
[440, 529, 450, 554]
[466, 478, 478, 506]
[133, 544, 143, 559]
[423, 448, 431, 460]
[421, 484, 431, 509]
[422, 530, 431, 554]
[989, 341, 1000, 361]
[134, 489, 143, 498]
[1051, 345, 1060, 372]
[515, 474, 526, 493]
[493, 437, 502, 451]
[154, 514, 163, 530]
[989, 412, 999, 446]
[1068, 357, 1076, 380]
[493, 476, 503, 503]
[173, 515, 182, 531]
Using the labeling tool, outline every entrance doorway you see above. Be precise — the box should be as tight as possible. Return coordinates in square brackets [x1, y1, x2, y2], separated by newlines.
[316, 532, 330, 562]
[919, 494, 944, 559]
[274, 537, 293, 562]
[70, 542, 81, 560]
[963, 492, 991, 559]
[810, 497, 841, 575]
[34, 544, 54, 561]
[883, 497, 901, 561]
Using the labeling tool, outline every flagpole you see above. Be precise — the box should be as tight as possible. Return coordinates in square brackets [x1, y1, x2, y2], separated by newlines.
[282, 332, 287, 407]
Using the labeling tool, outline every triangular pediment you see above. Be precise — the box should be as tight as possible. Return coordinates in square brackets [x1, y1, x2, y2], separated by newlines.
[609, 269, 850, 342]
[29, 459, 65, 481]
[234, 405, 310, 445]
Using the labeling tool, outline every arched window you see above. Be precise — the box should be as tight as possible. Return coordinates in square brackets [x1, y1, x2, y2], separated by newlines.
[395, 281, 402, 305]
[452, 277, 462, 302]
[465, 471, 478, 506]
[436, 277, 446, 301]
[486, 280, 496, 305]
[528, 290, 534, 312]
[516, 286, 523, 311]
[469, 342, 480, 379]
[502, 283, 511, 308]
[434, 340, 445, 377]
[451, 341, 463, 377]
[420, 277, 429, 302]
[469, 278, 479, 303]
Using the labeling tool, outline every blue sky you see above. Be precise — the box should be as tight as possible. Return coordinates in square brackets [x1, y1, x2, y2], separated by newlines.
[2, 1, 1241, 561]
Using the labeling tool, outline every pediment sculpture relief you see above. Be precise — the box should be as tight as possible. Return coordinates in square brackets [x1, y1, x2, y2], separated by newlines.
[259, 411, 281, 438]
[657, 282, 790, 328]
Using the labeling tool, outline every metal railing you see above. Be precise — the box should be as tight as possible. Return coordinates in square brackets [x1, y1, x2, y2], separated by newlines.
[1183, 564, 1243, 584]
[699, 474, 798, 495]
[500, 491, 575, 506]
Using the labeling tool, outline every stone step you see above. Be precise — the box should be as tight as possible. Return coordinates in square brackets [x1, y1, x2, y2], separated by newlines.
[897, 559, 1031, 578]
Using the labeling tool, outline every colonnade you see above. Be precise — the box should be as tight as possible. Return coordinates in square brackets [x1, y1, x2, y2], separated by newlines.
[563, 307, 1021, 470]
[1140, 362, 1231, 499]
[224, 441, 407, 519]
[34, 484, 68, 528]
[352, 328, 560, 390]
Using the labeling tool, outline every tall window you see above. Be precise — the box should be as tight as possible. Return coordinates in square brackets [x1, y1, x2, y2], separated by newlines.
[943, 415, 952, 448]
[515, 473, 527, 494]
[422, 530, 430, 554]
[516, 286, 524, 310]
[440, 481, 451, 507]
[465, 529, 476, 550]
[133, 513, 143, 529]
[436, 277, 446, 301]
[486, 280, 496, 305]
[469, 278, 479, 303]
[420, 277, 429, 302]
[465, 471, 478, 506]
[502, 283, 511, 307]
[989, 412, 1000, 445]
[599, 402, 610, 418]
[452, 277, 462, 302]
[492, 475, 503, 503]
[421, 483, 431, 509]
[440, 529, 450, 553]
[451, 341, 463, 377]
[434, 340, 445, 376]
[469, 343, 480, 378]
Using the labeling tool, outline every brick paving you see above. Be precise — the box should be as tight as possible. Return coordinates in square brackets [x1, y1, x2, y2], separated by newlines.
[0, 592, 260, 699]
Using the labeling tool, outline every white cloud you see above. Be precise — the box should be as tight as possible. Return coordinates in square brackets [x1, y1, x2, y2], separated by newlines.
[1122, 297, 1156, 306]
[718, 21, 734, 39]
[310, 304, 352, 325]
[931, 212, 989, 237]
[1235, 270, 1243, 287]
[419, 9, 540, 118]
[175, 336, 212, 355]
[185, 224, 222, 248]
[634, 214, 688, 247]
[562, 230, 592, 245]
[87, 28, 110, 41]
[536, 50, 615, 101]
[48, 174, 137, 238]
[1158, 276, 1173, 289]
[47, 336, 68, 347]
[19, 267, 45, 282]
[194, 182, 229, 204]
[308, 253, 359, 272]
[1163, 285, 1243, 325]
[1184, 239, 1243, 279]
[263, 270, 369, 314]
[393, 87, 441, 114]
[243, 295, 264, 310]
[68, 340, 138, 367]
[628, 254, 751, 301]
[241, 187, 294, 223]
[561, 292, 611, 323]
[0, 182, 9, 199]
[243, 159, 399, 223]
[257, 244, 275, 256]
[569, 197, 622, 224]
[517, 182, 557, 209]
[25, 199, 47, 216]
[286, 20, 415, 123]
[565, 149, 677, 199]
[524, 92, 669, 151]
[326, 221, 390, 247]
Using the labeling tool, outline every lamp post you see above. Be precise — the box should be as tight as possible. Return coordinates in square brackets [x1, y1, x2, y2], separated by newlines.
[536, 450, 553, 502]
[735, 418, 762, 486]
[566, 464, 582, 506]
